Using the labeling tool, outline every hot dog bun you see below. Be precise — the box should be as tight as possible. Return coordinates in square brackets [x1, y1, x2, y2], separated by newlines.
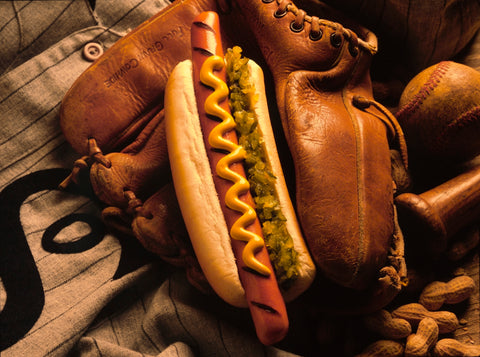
[166, 59, 246, 307]
[165, 57, 316, 308]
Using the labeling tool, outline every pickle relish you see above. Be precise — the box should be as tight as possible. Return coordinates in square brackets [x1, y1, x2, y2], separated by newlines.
[225, 46, 299, 290]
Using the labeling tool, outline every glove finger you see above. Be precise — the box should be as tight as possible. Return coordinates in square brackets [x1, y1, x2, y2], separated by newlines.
[89, 110, 169, 208]
[132, 184, 211, 294]
[101, 206, 135, 237]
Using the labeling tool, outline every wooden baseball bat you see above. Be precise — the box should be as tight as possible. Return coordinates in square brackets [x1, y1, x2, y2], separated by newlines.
[395, 164, 480, 258]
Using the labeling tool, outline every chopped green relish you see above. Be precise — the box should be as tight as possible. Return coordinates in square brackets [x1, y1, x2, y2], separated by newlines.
[225, 46, 299, 290]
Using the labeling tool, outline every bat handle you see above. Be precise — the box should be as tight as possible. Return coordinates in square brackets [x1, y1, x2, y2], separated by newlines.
[395, 164, 480, 258]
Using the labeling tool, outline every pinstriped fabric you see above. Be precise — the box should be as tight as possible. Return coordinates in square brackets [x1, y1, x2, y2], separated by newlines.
[0, 1, 169, 356]
[0, 27, 111, 192]
[0, 0, 172, 75]
[69, 272, 291, 356]
[0, 0, 97, 75]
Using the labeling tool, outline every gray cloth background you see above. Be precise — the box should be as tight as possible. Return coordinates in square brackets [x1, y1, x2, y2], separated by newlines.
[1, 1, 479, 356]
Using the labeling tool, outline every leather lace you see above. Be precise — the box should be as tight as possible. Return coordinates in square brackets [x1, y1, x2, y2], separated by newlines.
[353, 95, 409, 170]
[265, 0, 377, 55]
[59, 138, 111, 189]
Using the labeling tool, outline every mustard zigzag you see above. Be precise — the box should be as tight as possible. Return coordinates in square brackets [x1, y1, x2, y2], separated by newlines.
[200, 55, 270, 277]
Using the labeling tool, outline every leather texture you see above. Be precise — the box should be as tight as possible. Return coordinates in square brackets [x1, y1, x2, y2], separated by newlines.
[60, 0, 407, 313]
[59, 0, 234, 292]
[233, 0, 407, 301]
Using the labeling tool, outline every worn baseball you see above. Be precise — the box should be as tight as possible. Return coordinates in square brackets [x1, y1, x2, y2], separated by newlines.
[396, 61, 480, 163]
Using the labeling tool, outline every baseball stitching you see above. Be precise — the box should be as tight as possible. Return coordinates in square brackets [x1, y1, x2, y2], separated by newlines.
[434, 105, 480, 155]
[396, 61, 451, 123]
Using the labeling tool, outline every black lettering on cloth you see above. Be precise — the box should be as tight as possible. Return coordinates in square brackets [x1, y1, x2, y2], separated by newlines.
[0, 168, 105, 350]
[0, 168, 156, 350]
[41, 213, 104, 254]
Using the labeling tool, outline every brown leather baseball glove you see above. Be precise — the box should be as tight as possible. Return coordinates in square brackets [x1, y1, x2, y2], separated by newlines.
[60, 0, 409, 314]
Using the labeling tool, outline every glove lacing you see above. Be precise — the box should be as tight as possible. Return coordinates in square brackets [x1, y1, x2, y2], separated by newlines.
[352, 95, 409, 170]
[352, 96, 409, 288]
[59, 138, 111, 188]
[262, 0, 377, 56]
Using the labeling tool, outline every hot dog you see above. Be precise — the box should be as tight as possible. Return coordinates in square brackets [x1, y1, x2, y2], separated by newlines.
[164, 11, 316, 345]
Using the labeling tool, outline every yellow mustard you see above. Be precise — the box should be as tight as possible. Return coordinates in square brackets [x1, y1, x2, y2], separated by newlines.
[200, 55, 271, 277]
